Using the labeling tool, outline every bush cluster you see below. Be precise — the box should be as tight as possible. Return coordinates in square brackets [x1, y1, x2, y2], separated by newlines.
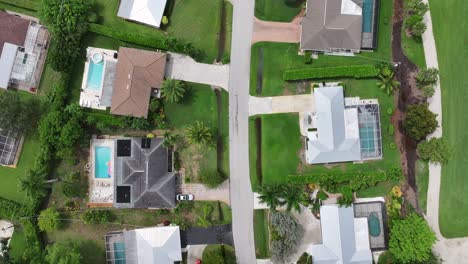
[88, 24, 203, 60]
[417, 137, 450, 164]
[303, 51, 312, 64]
[404, 0, 428, 37]
[403, 103, 438, 141]
[81, 209, 114, 224]
[283, 65, 379, 81]
[270, 211, 303, 263]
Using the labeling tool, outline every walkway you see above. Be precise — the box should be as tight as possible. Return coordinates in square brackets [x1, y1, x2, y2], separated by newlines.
[177, 175, 230, 205]
[227, 0, 257, 262]
[421, 0, 468, 262]
[165, 52, 230, 90]
[252, 17, 301, 44]
[249, 94, 314, 116]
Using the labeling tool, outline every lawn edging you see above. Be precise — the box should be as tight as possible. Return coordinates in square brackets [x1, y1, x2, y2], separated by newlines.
[282, 65, 380, 81]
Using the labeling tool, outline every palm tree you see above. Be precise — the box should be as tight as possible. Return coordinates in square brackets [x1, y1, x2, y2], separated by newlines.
[282, 185, 306, 213]
[162, 131, 178, 148]
[161, 79, 186, 103]
[258, 185, 284, 210]
[186, 121, 213, 145]
[377, 68, 400, 95]
[18, 169, 48, 200]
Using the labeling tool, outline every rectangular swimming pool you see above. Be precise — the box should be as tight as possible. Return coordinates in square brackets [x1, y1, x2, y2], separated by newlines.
[113, 242, 126, 264]
[86, 60, 104, 91]
[95, 146, 111, 178]
[362, 0, 374, 33]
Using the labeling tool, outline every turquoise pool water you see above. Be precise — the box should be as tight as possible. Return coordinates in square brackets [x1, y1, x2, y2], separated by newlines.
[95, 146, 111, 178]
[86, 60, 104, 91]
[113, 242, 126, 264]
[362, 0, 374, 32]
[359, 124, 376, 154]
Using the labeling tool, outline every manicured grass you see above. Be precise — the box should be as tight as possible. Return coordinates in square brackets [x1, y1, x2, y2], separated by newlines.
[249, 79, 401, 197]
[0, 1, 38, 16]
[224, 1, 233, 57]
[254, 0, 303, 22]
[9, 227, 28, 262]
[253, 209, 270, 258]
[250, 0, 393, 96]
[415, 160, 428, 214]
[429, 0, 468, 238]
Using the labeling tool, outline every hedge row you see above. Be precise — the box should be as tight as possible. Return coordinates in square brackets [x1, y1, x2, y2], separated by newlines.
[0, 0, 40, 11]
[288, 171, 387, 186]
[0, 197, 30, 219]
[88, 24, 202, 60]
[282, 65, 380, 81]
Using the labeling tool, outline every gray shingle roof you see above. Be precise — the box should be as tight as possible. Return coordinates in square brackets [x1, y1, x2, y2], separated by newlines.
[115, 138, 176, 208]
[300, 0, 363, 51]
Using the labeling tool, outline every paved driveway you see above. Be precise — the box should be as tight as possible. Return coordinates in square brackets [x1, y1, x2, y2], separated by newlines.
[249, 94, 315, 116]
[252, 17, 302, 44]
[181, 224, 233, 248]
[177, 174, 230, 205]
[165, 52, 230, 90]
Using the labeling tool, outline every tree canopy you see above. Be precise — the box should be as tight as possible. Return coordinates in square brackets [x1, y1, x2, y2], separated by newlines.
[389, 213, 436, 264]
[403, 104, 438, 141]
[45, 240, 82, 264]
[38, 207, 61, 232]
[417, 137, 450, 164]
[161, 79, 187, 103]
[0, 92, 41, 134]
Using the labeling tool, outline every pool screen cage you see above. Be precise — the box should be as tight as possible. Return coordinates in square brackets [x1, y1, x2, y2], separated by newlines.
[0, 130, 21, 166]
[360, 0, 379, 50]
[357, 103, 383, 160]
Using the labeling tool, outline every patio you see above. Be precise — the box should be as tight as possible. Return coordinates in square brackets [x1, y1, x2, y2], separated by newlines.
[354, 201, 388, 250]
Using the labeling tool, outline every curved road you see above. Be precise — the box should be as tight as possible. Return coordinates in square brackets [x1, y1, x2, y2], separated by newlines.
[227, 0, 257, 263]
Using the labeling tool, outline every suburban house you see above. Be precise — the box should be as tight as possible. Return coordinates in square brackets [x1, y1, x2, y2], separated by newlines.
[300, 0, 378, 54]
[117, 0, 168, 28]
[88, 137, 176, 209]
[105, 226, 182, 264]
[0, 11, 49, 92]
[304, 85, 382, 164]
[80, 47, 167, 118]
[307, 204, 373, 263]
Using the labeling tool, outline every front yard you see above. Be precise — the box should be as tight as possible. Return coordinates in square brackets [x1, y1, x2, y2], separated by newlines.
[253, 209, 270, 258]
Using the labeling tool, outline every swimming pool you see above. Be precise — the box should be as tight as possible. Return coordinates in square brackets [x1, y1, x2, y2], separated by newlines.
[359, 124, 376, 154]
[86, 60, 104, 91]
[113, 242, 126, 264]
[362, 0, 374, 33]
[95, 146, 111, 178]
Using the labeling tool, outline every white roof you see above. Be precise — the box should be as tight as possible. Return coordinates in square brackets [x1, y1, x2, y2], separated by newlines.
[306, 86, 361, 164]
[132, 226, 182, 263]
[0, 43, 18, 89]
[117, 0, 168, 28]
[307, 204, 372, 264]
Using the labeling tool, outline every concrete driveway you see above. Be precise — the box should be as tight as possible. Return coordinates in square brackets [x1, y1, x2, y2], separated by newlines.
[249, 94, 315, 116]
[165, 52, 230, 90]
[177, 174, 230, 205]
[252, 17, 302, 44]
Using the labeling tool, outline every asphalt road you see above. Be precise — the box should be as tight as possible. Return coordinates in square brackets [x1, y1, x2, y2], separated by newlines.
[227, 0, 257, 263]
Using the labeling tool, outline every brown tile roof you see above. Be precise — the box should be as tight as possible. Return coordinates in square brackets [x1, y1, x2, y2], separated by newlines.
[300, 0, 362, 51]
[0, 11, 29, 54]
[110, 47, 167, 118]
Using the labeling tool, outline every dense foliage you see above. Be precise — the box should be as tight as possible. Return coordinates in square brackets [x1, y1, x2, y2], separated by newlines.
[337, 186, 353, 207]
[199, 169, 227, 188]
[257, 184, 308, 212]
[40, 0, 92, 71]
[0, 92, 41, 134]
[81, 209, 114, 224]
[38, 207, 61, 232]
[376, 66, 400, 95]
[270, 211, 303, 263]
[297, 252, 312, 264]
[404, 0, 428, 37]
[283, 65, 379, 81]
[45, 240, 82, 264]
[161, 79, 187, 103]
[403, 104, 438, 141]
[389, 213, 436, 263]
[202, 245, 236, 264]
[416, 68, 439, 97]
[417, 137, 450, 164]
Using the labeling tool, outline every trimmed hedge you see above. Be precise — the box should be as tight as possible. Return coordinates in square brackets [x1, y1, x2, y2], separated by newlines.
[88, 24, 202, 60]
[283, 65, 380, 81]
[288, 171, 387, 184]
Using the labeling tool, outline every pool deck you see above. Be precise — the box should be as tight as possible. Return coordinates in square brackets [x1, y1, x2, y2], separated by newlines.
[80, 47, 117, 110]
[88, 139, 115, 205]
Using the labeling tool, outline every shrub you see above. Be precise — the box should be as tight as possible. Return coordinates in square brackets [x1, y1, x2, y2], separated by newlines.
[338, 186, 353, 207]
[386, 167, 403, 181]
[270, 211, 303, 263]
[316, 190, 329, 201]
[38, 208, 61, 232]
[221, 54, 230, 64]
[45, 240, 82, 264]
[288, 171, 387, 191]
[283, 65, 379, 81]
[416, 68, 439, 96]
[161, 15, 169, 25]
[417, 137, 450, 164]
[199, 169, 227, 188]
[403, 104, 438, 141]
[81, 209, 114, 224]
[64, 200, 80, 212]
[387, 107, 394, 115]
[297, 252, 313, 264]
[388, 124, 395, 135]
[420, 85, 435, 97]
[303, 51, 312, 64]
[87, 11, 98, 23]
[389, 142, 397, 150]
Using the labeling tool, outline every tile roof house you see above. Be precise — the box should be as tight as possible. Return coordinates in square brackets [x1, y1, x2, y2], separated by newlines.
[307, 204, 373, 264]
[110, 47, 167, 118]
[114, 138, 176, 209]
[105, 226, 182, 264]
[300, 0, 377, 53]
[117, 0, 168, 28]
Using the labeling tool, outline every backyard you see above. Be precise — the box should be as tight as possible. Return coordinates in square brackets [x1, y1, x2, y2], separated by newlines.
[249, 79, 401, 197]
[429, 0, 468, 237]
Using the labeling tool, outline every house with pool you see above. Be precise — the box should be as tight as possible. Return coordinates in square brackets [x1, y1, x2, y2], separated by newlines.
[88, 137, 176, 209]
[300, 0, 379, 54]
[303, 85, 382, 164]
[80, 47, 167, 118]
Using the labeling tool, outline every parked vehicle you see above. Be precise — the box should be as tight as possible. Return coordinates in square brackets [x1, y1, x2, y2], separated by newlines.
[176, 194, 194, 201]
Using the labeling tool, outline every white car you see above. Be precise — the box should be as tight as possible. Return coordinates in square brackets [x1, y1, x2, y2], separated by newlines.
[176, 194, 194, 201]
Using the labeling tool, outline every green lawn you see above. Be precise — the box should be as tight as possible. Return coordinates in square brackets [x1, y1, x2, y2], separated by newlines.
[254, 0, 303, 22]
[253, 209, 270, 258]
[249, 79, 401, 196]
[429, 0, 468, 238]
[8, 226, 28, 262]
[250, 0, 393, 96]
[416, 160, 429, 214]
